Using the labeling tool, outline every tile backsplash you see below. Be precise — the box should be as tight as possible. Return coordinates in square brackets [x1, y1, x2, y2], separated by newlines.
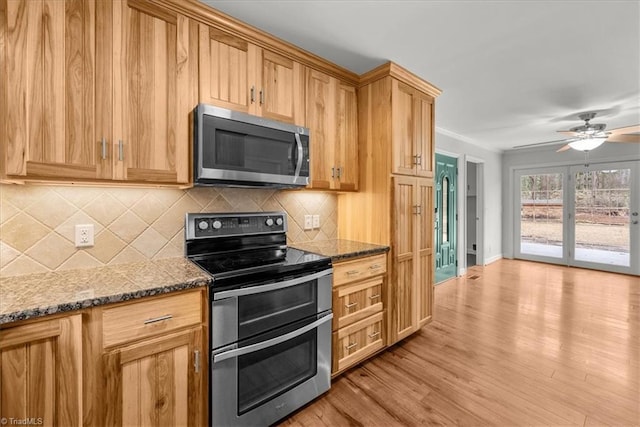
[0, 184, 337, 277]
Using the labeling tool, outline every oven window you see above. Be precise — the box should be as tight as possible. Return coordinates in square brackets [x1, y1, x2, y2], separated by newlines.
[238, 279, 317, 340]
[237, 328, 317, 415]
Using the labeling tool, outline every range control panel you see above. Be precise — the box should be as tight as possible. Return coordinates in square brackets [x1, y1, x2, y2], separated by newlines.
[187, 212, 287, 239]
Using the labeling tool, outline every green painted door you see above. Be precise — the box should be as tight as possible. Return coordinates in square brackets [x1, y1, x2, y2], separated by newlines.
[435, 153, 457, 283]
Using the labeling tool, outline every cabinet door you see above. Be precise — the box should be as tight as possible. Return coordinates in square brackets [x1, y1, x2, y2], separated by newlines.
[104, 327, 205, 426]
[415, 94, 434, 178]
[391, 176, 418, 343]
[306, 69, 336, 189]
[198, 25, 256, 114]
[417, 178, 434, 327]
[391, 81, 418, 176]
[0, 314, 83, 426]
[259, 49, 305, 125]
[335, 82, 358, 191]
[113, 1, 194, 184]
[3, 0, 112, 180]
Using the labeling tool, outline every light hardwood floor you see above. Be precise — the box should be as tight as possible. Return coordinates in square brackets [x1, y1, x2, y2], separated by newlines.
[282, 259, 640, 426]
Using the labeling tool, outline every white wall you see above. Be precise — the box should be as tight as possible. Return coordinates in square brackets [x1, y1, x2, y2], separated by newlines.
[435, 130, 503, 269]
[502, 142, 640, 258]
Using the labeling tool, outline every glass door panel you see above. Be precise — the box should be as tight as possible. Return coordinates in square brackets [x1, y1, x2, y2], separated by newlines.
[570, 162, 639, 275]
[518, 172, 564, 259]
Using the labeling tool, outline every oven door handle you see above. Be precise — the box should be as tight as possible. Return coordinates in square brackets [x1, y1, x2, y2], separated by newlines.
[213, 268, 332, 301]
[213, 313, 333, 363]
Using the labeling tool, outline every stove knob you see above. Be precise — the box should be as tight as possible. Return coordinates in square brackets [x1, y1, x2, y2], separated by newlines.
[212, 220, 222, 230]
[198, 220, 209, 230]
[265, 218, 275, 227]
[275, 217, 284, 226]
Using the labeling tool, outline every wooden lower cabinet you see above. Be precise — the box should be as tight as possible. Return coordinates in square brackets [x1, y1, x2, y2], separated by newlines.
[103, 327, 204, 426]
[332, 311, 385, 374]
[0, 314, 83, 426]
[331, 254, 387, 376]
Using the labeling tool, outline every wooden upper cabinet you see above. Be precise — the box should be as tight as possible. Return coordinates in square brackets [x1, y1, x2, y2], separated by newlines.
[305, 69, 358, 191]
[2, 0, 112, 181]
[112, 0, 195, 184]
[0, 314, 83, 426]
[199, 24, 304, 125]
[392, 81, 434, 178]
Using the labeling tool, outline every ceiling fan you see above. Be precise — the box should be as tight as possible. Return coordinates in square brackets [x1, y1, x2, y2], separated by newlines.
[555, 112, 640, 152]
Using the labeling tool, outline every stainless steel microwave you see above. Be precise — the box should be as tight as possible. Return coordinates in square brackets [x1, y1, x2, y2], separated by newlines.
[193, 104, 310, 187]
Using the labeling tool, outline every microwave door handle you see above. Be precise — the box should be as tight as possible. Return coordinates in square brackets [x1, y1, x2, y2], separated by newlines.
[213, 268, 332, 301]
[294, 133, 304, 178]
[213, 313, 333, 363]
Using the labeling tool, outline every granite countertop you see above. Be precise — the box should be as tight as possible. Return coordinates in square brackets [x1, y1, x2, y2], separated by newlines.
[291, 239, 389, 262]
[0, 258, 211, 325]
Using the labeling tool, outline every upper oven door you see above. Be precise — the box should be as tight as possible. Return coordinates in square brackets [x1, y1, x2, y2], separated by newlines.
[195, 104, 309, 187]
[211, 268, 332, 349]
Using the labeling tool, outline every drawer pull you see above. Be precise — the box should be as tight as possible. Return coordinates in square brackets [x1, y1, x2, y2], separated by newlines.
[345, 342, 358, 350]
[143, 314, 173, 325]
[346, 270, 360, 276]
[368, 331, 380, 339]
[345, 302, 358, 309]
[368, 294, 381, 301]
[369, 264, 382, 269]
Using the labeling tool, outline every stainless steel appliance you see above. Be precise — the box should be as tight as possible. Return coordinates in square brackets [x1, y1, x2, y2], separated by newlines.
[193, 104, 310, 188]
[185, 212, 332, 426]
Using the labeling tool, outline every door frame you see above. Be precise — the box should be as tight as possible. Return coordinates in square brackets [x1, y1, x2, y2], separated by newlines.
[464, 156, 485, 270]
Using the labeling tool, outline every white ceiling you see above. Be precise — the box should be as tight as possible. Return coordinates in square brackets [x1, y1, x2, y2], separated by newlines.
[202, 0, 640, 152]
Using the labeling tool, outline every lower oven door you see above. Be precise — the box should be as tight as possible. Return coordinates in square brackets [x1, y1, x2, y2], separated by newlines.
[211, 268, 332, 349]
[211, 312, 332, 427]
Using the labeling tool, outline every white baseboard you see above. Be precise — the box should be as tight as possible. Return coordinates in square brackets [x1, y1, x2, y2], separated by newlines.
[484, 254, 503, 265]
[458, 267, 467, 276]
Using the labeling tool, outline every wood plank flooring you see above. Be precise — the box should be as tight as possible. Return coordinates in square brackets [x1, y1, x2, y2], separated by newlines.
[281, 259, 640, 426]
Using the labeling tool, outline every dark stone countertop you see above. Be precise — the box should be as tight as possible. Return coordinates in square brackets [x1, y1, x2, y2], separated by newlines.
[291, 239, 389, 262]
[0, 257, 211, 325]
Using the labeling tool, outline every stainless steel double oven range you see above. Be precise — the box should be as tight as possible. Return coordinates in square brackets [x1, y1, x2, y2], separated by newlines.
[185, 212, 332, 426]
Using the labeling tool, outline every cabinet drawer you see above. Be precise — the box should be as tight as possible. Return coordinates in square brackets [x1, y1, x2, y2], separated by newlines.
[102, 291, 202, 348]
[333, 254, 387, 287]
[333, 277, 383, 331]
[332, 311, 385, 374]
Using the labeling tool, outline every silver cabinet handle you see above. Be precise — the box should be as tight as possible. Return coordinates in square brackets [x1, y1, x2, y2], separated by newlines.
[416, 154, 422, 165]
[331, 167, 335, 178]
[336, 167, 342, 178]
[413, 154, 419, 165]
[101, 137, 107, 160]
[369, 294, 381, 301]
[250, 86, 255, 103]
[369, 264, 381, 269]
[214, 268, 332, 300]
[143, 314, 172, 324]
[345, 342, 358, 350]
[259, 89, 264, 105]
[413, 205, 420, 215]
[346, 270, 359, 276]
[118, 140, 124, 161]
[213, 313, 333, 363]
[345, 302, 358, 309]
[194, 350, 201, 373]
[368, 331, 380, 339]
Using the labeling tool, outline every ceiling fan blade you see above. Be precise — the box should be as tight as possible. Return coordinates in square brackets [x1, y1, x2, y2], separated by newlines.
[557, 130, 579, 136]
[607, 124, 639, 135]
[607, 134, 640, 143]
[556, 144, 572, 152]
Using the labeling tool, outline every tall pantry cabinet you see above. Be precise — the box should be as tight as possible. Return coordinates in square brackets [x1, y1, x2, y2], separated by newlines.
[338, 62, 441, 345]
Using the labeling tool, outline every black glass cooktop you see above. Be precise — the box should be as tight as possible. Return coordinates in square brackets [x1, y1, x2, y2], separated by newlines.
[191, 247, 331, 290]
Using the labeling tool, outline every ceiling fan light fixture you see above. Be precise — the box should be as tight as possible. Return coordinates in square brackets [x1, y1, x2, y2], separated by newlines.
[568, 137, 607, 151]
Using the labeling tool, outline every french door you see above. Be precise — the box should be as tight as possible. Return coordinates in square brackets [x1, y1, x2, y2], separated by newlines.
[515, 161, 639, 275]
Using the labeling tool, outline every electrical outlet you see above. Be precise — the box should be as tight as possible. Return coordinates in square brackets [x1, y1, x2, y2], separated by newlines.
[75, 224, 94, 247]
[304, 215, 313, 230]
[312, 215, 320, 229]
